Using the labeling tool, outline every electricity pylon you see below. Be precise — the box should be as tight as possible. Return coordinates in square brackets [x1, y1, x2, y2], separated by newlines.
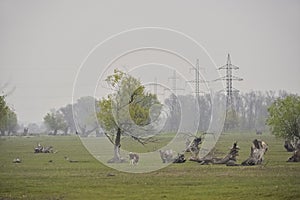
[217, 54, 243, 108]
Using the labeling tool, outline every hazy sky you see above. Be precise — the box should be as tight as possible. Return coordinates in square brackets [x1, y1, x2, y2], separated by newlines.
[1, 0, 300, 123]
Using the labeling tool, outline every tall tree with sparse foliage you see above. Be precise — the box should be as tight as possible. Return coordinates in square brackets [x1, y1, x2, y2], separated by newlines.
[97, 69, 162, 163]
[267, 95, 300, 148]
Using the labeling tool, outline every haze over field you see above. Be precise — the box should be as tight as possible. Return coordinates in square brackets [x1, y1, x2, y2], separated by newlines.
[0, 0, 299, 123]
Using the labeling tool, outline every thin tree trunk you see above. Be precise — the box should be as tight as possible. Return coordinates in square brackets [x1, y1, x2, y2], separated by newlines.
[108, 127, 126, 163]
[113, 127, 121, 160]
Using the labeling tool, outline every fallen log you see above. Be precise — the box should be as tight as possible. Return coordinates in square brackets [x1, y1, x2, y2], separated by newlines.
[190, 142, 240, 165]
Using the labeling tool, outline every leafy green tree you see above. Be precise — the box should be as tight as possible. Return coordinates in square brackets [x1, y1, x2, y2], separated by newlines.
[97, 69, 162, 163]
[5, 109, 18, 135]
[43, 109, 67, 135]
[0, 96, 18, 135]
[0, 95, 9, 135]
[267, 95, 300, 147]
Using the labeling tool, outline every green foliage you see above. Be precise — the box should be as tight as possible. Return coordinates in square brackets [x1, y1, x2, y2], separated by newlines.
[5, 109, 18, 133]
[43, 110, 67, 134]
[98, 69, 162, 143]
[267, 95, 300, 140]
[0, 95, 18, 135]
[0, 95, 9, 132]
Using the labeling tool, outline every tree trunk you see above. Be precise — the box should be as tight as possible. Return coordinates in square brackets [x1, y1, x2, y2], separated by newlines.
[107, 127, 126, 163]
[241, 139, 268, 166]
[113, 127, 121, 160]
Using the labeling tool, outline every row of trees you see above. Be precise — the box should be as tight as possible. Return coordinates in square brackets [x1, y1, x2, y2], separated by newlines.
[163, 90, 291, 133]
[0, 95, 18, 135]
[41, 71, 297, 140]
[43, 96, 101, 136]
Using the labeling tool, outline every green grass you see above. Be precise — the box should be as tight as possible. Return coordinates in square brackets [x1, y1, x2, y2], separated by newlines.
[0, 133, 299, 200]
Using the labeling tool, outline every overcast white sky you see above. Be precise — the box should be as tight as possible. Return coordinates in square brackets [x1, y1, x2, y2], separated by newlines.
[0, 0, 299, 123]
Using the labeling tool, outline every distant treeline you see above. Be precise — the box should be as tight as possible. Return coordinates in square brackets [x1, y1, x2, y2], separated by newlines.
[2, 90, 293, 136]
[163, 90, 292, 133]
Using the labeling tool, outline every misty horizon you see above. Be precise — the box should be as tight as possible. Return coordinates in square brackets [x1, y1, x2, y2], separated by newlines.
[1, 0, 299, 124]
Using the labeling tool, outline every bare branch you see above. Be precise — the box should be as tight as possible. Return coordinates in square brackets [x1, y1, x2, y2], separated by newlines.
[104, 132, 115, 145]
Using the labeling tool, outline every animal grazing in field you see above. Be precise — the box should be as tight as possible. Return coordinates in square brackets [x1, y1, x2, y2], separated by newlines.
[129, 152, 139, 165]
[159, 149, 174, 163]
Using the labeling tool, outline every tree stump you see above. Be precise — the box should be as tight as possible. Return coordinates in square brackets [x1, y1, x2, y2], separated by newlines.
[287, 149, 300, 162]
[241, 139, 268, 166]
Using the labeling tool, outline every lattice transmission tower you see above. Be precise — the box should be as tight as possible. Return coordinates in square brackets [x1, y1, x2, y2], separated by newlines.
[188, 59, 207, 98]
[217, 54, 243, 108]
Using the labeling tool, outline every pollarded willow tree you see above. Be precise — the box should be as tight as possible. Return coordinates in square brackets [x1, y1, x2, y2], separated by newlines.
[97, 69, 162, 163]
[267, 95, 300, 149]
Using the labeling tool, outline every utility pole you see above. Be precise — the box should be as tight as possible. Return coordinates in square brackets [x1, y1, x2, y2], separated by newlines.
[217, 54, 243, 108]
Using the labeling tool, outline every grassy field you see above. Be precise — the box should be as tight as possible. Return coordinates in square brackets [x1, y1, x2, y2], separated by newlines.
[0, 132, 299, 200]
